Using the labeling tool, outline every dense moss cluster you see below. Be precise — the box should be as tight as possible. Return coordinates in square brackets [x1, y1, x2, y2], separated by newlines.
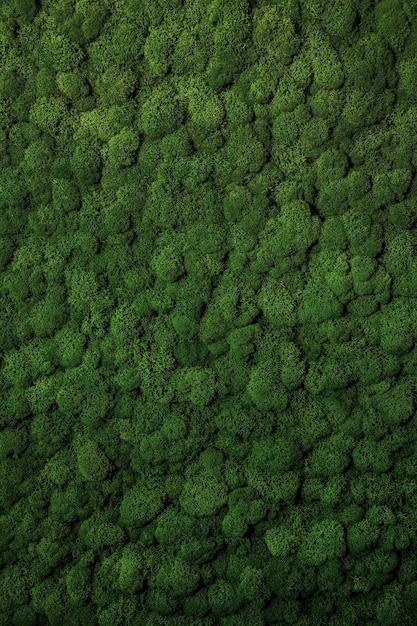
[1, 0, 417, 624]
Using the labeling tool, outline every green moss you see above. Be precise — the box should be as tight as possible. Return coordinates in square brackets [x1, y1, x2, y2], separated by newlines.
[140, 82, 184, 139]
[2, 3, 417, 624]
